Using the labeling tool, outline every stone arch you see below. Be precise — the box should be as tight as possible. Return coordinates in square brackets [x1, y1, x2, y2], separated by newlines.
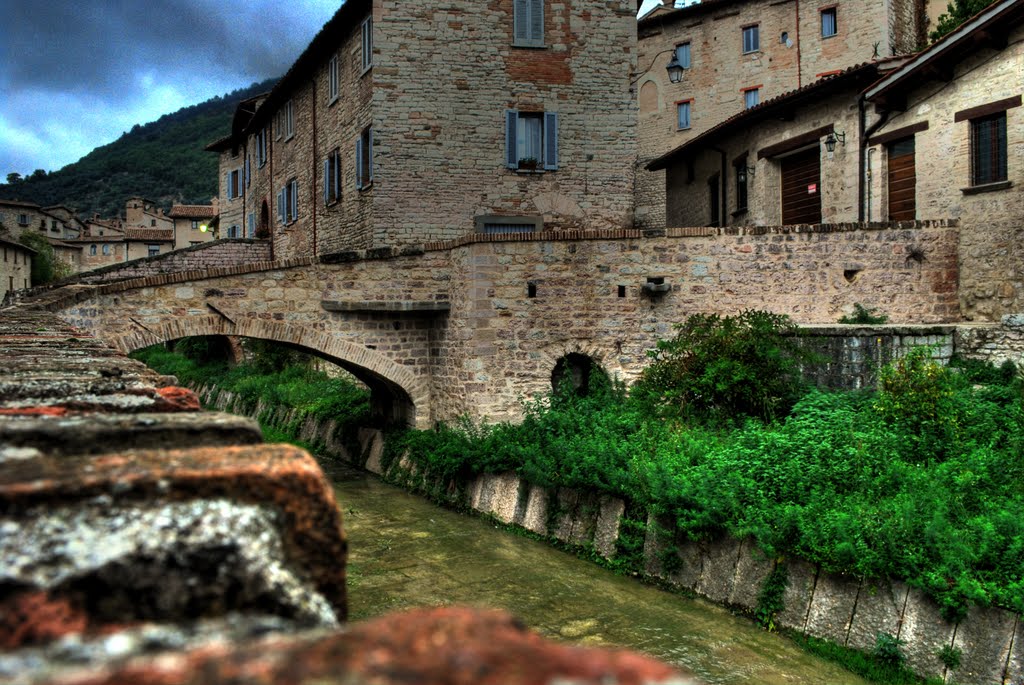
[639, 78, 662, 115]
[539, 341, 624, 392]
[107, 316, 431, 429]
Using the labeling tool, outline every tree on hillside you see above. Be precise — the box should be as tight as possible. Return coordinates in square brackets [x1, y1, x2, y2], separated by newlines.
[930, 0, 998, 41]
[5, 173, 22, 185]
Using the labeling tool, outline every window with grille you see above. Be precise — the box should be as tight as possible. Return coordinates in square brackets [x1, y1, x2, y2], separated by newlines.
[971, 113, 1007, 186]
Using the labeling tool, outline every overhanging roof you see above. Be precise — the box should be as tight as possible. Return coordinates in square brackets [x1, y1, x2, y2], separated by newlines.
[864, 0, 1024, 109]
[647, 63, 881, 170]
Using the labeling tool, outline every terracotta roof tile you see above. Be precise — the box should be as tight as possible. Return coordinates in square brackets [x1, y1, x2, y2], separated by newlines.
[168, 205, 217, 219]
[124, 229, 175, 242]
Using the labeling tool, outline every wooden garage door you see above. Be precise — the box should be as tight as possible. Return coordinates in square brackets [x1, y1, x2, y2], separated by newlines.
[781, 147, 822, 224]
[887, 138, 916, 221]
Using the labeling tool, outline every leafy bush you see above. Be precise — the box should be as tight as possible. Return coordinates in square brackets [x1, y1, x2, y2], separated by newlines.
[938, 644, 962, 671]
[633, 310, 813, 425]
[839, 303, 889, 325]
[874, 633, 905, 667]
[16, 231, 68, 285]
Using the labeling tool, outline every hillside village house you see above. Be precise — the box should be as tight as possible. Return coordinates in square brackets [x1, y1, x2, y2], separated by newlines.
[0, 237, 34, 299]
[634, 0, 937, 228]
[0, 199, 84, 275]
[648, 0, 1024, 319]
[211, 0, 638, 259]
[168, 202, 218, 249]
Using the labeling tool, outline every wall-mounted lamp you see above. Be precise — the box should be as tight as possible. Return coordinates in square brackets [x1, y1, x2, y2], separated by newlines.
[737, 165, 756, 183]
[199, 224, 209, 233]
[824, 131, 846, 153]
[642, 276, 671, 296]
[666, 55, 685, 83]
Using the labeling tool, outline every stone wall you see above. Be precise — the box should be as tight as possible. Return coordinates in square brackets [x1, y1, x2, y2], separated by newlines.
[955, 315, 1024, 367]
[200, 386, 1021, 685]
[0, 239, 33, 300]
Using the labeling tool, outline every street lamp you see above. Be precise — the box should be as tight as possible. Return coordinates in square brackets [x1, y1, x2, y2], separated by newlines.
[824, 131, 846, 153]
[666, 54, 685, 83]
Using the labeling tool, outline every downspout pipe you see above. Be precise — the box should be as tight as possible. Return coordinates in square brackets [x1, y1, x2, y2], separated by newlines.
[858, 94, 891, 222]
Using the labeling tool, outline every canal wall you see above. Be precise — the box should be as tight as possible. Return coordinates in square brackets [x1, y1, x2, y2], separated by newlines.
[195, 384, 1023, 685]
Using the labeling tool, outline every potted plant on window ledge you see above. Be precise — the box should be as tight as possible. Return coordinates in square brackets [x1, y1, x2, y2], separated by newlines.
[518, 157, 539, 171]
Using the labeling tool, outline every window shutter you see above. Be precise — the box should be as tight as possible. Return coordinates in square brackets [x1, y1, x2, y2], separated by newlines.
[355, 136, 364, 189]
[505, 110, 519, 168]
[529, 0, 544, 43]
[543, 112, 558, 170]
[514, 0, 528, 43]
[323, 159, 330, 204]
[225, 173, 231, 199]
[334, 153, 342, 198]
[278, 189, 285, 223]
[367, 130, 374, 184]
[290, 181, 298, 221]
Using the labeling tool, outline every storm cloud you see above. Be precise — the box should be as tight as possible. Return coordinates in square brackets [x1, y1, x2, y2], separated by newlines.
[2, 0, 340, 175]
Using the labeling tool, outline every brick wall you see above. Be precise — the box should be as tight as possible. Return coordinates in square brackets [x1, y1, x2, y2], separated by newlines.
[72, 240, 273, 284]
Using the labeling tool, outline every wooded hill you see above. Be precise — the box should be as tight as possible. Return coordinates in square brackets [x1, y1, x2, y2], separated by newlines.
[0, 78, 277, 219]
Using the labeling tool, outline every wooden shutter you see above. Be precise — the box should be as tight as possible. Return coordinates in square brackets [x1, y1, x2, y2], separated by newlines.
[290, 181, 298, 221]
[355, 136, 364, 189]
[366, 129, 373, 184]
[543, 112, 558, 170]
[887, 138, 916, 221]
[514, 0, 529, 43]
[529, 0, 544, 43]
[323, 159, 331, 204]
[780, 147, 821, 224]
[506, 111, 519, 168]
[277, 189, 285, 223]
[225, 173, 231, 199]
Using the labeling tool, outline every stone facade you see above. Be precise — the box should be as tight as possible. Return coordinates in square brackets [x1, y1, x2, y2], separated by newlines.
[123, 196, 174, 231]
[864, 3, 1024, 320]
[169, 202, 218, 249]
[635, 0, 929, 228]
[214, 0, 638, 260]
[0, 237, 34, 299]
[125, 228, 175, 260]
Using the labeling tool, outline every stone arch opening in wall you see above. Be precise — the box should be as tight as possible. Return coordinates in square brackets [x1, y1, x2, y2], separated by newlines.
[639, 79, 661, 115]
[551, 353, 609, 397]
[109, 317, 430, 429]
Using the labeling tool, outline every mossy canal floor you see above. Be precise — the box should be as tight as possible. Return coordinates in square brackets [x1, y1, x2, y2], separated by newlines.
[320, 457, 869, 685]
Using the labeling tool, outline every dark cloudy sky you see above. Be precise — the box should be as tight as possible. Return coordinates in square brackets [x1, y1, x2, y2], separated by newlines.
[1, 0, 341, 176]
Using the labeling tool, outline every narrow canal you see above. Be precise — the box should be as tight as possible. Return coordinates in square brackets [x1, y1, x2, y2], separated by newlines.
[318, 457, 869, 685]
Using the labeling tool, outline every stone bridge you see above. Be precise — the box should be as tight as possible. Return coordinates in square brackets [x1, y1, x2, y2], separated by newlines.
[13, 221, 976, 426]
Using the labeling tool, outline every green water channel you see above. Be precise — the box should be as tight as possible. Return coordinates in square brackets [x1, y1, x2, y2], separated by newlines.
[318, 457, 869, 685]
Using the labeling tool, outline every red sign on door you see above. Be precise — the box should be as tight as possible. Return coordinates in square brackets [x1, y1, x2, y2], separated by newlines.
[808, 184, 818, 194]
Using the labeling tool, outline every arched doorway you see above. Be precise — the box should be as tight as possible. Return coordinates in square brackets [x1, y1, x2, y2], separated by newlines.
[551, 353, 608, 397]
[258, 200, 270, 239]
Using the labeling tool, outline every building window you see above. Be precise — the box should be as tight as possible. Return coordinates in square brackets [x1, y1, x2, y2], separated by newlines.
[821, 7, 838, 37]
[147, 244, 160, 257]
[89, 244, 97, 256]
[17, 214, 28, 226]
[475, 215, 543, 234]
[676, 100, 692, 130]
[276, 101, 294, 141]
[742, 25, 760, 53]
[361, 16, 373, 71]
[150, 219, 156, 226]
[743, 87, 760, 109]
[328, 55, 339, 103]
[226, 169, 242, 199]
[255, 128, 268, 167]
[356, 127, 374, 189]
[513, 0, 545, 47]
[675, 42, 691, 69]
[102, 244, 111, 256]
[278, 178, 299, 224]
[190, 241, 203, 246]
[226, 225, 241, 239]
[734, 157, 749, 212]
[247, 212, 256, 237]
[505, 110, 558, 170]
[324, 147, 342, 205]
[971, 113, 1007, 186]
[191, 220, 199, 230]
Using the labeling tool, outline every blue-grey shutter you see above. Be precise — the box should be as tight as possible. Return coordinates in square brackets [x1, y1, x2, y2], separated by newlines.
[514, 0, 528, 43]
[543, 112, 558, 170]
[290, 181, 298, 221]
[529, 0, 543, 43]
[323, 159, 330, 204]
[367, 129, 374, 184]
[333, 153, 342, 198]
[505, 110, 519, 168]
[355, 136, 363, 189]
[277, 189, 285, 223]
[244, 157, 250, 186]
[225, 173, 231, 199]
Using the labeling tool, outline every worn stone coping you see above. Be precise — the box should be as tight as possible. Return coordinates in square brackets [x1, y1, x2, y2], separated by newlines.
[797, 324, 960, 336]
[0, 411, 263, 458]
[10, 607, 689, 685]
[321, 300, 451, 313]
[0, 444, 347, 618]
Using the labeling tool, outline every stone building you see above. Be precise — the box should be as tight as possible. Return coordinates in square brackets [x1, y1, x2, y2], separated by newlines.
[635, 0, 934, 228]
[124, 197, 174, 231]
[125, 228, 175, 260]
[212, 0, 638, 259]
[168, 202, 218, 249]
[0, 200, 57, 240]
[0, 236, 35, 298]
[43, 205, 85, 239]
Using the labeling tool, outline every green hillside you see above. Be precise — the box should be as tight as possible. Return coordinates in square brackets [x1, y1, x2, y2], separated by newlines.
[0, 78, 277, 218]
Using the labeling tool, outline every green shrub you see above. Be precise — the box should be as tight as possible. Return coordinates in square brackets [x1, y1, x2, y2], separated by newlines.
[633, 310, 813, 425]
[839, 303, 890, 325]
[938, 644, 962, 670]
[874, 633, 905, 667]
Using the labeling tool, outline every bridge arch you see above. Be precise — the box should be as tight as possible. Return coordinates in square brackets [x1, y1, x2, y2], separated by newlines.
[107, 316, 431, 429]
